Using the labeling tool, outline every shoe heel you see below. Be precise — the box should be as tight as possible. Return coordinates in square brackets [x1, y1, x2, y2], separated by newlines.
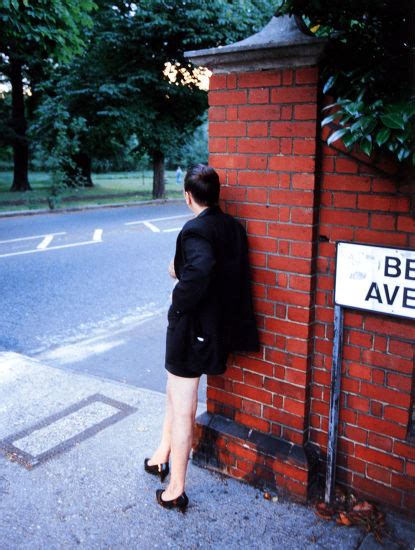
[156, 490, 189, 512]
[178, 493, 189, 513]
[179, 500, 188, 514]
[144, 458, 169, 481]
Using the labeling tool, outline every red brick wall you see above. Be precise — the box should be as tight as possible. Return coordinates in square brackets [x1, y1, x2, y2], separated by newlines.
[204, 66, 415, 512]
[208, 66, 321, 449]
[312, 144, 415, 510]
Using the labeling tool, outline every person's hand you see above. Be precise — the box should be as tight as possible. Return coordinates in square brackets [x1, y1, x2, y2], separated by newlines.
[168, 259, 177, 279]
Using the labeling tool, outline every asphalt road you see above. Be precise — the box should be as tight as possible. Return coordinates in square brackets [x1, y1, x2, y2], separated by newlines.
[0, 202, 206, 400]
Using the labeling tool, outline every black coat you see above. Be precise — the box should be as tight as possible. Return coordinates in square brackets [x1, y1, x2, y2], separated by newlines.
[165, 205, 259, 376]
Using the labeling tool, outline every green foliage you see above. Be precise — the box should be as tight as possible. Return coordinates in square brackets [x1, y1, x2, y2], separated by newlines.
[118, 0, 275, 158]
[0, 0, 97, 62]
[324, 99, 415, 163]
[0, 85, 12, 154]
[168, 118, 209, 168]
[32, 0, 274, 192]
[30, 1, 141, 185]
[0, 0, 97, 190]
[276, 0, 414, 165]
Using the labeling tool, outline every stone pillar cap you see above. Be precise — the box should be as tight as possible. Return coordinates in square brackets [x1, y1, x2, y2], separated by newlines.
[185, 15, 326, 73]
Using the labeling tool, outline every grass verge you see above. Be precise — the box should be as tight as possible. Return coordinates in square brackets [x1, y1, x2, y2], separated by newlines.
[0, 171, 184, 213]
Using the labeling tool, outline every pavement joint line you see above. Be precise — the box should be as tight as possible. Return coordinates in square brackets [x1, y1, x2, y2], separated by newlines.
[0, 392, 137, 470]
[0, 232, 66, 244]
[0, 350, 207, 417]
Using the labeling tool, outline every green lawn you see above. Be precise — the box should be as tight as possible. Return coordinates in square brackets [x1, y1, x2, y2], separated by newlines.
[0, 170, 184, 211]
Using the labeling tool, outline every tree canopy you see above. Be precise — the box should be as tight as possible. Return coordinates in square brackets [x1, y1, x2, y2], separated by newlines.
[0, 0, 96, 63]
[32, 0, 275, 196]
[0, 0, 96, 190]
[276, 0, 414, 165]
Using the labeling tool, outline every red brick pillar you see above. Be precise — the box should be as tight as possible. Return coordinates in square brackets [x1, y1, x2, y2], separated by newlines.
[185, 15, 326, 502]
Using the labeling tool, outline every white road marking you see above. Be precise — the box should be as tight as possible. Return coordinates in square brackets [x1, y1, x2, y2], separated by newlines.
[143, 221, 161, 233]
[37, 234, 54, 250]
[0, 240, 101, 259]
[0, 232, 66, 244]
[93, 229, 103, 242]
[125, 214, 191, 226]
[162, 227, 182, 233]
[37, 339, 126, 366]
[35, 305, 166, 364]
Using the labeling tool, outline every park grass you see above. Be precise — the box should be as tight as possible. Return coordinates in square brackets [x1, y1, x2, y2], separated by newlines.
[0, 170, 183, 212]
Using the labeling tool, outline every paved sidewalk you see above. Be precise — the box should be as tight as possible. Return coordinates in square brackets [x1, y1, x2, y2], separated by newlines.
[0, 352, 413, 549]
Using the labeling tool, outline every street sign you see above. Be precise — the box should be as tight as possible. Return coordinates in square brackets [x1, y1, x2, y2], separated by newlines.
[335, 242, 415, 320]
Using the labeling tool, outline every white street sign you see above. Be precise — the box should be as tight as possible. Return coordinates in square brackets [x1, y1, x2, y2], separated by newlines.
[335, 242, 415, 319]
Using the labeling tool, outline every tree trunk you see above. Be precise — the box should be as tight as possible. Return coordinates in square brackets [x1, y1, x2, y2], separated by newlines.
[152, 150, 165, 199]
[63, 151, 93, 187]
[74, 152, 93, 187]
[9, 57, 31, 192]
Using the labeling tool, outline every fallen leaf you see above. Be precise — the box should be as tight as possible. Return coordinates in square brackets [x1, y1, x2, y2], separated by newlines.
[353, 501, 374, 514]
[316, 502, 336, 516]
[315, 502, 336, 520]
[338, 512, 352, 526]
[348, 493, 358, 507]
[316, 511, 334, 520]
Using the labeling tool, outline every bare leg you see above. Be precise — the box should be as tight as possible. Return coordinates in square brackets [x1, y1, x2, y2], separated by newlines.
[148, 384, 173, 466]
[162, 372, 200, 500]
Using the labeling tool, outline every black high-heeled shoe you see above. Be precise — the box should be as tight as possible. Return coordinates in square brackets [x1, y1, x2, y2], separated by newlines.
[144, 458, 169, 482]
[156, 489, 189, 513]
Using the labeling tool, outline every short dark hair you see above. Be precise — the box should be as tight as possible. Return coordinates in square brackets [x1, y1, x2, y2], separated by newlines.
[184, 164, 220, 207]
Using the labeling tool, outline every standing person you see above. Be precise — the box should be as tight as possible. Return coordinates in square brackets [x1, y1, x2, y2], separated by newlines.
[175, 166, 183, 185]
[144, 164, 258, 512]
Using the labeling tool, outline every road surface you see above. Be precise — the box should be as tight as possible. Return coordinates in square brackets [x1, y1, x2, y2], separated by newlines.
[0, 203, 206, 400]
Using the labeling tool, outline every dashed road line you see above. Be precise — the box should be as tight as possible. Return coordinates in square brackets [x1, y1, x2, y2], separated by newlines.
[143, 221, 161, 233]
[0, 232, 66, 245]
[0, 232, 102, 259]
[0, 214, 188, 259]
[124, 214, 191, 226]
[37, 234, 54, 250]
[162, 227, 182, 233]
[93, 229, 103, 242]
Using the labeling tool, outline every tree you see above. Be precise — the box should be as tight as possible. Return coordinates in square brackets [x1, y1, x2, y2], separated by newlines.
[276, 0, 415, 165]
[0, 0, 96, 191]
[32, 1, 139, 187]
[111, 0, 275, 198]
[169, 117, 209, 169]
[33, 0, 274, 196]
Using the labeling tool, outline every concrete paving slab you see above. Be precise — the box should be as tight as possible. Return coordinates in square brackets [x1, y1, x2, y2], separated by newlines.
[0, 352, 412, 550]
